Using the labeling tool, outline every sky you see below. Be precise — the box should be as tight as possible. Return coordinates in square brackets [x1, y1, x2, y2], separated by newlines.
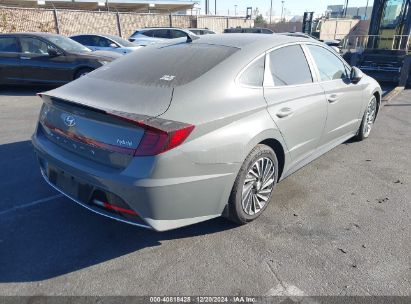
[197, 0, 373, 16]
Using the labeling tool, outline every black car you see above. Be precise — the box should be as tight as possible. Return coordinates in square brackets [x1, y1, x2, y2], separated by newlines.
[223, 27, 273, 34]
[0, 32, 120, 86]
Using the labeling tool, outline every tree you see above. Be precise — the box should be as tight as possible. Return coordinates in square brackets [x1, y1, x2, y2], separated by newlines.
[254, 14, 266, 25]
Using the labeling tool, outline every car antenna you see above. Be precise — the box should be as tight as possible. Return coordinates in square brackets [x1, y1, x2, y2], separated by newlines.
[186, 32, 199, 43]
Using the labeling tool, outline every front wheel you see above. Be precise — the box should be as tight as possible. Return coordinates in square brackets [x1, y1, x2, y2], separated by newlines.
[355, 96, 378, 141]
[228, 144, 278, 224]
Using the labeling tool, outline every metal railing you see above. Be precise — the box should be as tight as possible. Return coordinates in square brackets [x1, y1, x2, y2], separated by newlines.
[392, 35, 411, 50]
[341, 34, 411, 52]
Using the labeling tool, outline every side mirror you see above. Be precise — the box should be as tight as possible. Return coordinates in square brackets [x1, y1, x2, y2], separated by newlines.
[109, 43, 118, 48]
[48, 48, 61, 57]
[350, 66, 363, 84]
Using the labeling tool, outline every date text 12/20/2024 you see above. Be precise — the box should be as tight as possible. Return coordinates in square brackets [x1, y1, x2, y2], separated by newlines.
[149, 296, 257, 303]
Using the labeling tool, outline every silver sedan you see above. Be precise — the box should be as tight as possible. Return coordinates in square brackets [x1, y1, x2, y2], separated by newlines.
[32, 34, 381, 231]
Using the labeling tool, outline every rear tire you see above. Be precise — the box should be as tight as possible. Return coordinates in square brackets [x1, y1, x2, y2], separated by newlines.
[74, 68, 93, 80]
[354, 96, 377, 141]
[228, 144, 278, 224]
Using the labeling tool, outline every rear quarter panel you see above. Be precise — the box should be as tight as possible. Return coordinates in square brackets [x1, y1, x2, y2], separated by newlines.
[159, 59, 291, 214]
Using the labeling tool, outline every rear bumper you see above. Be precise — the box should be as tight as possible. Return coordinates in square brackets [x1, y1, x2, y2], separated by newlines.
[32, 127, 237, 231]
[39, 169, 152, 230]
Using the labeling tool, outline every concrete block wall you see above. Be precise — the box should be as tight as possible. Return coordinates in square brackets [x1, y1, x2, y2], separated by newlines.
[57, 10, 118, 36]
[0, 6, 253, 38]
[0, 7, 55, 32]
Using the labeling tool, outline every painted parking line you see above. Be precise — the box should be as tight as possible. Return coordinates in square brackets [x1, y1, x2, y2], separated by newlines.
[266, 283, 320, 304]
[0, 194, 63, 216]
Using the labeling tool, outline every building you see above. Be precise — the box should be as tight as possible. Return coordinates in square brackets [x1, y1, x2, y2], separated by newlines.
[0, 0, 198, 13]
[327, 4, 344, 18]
[327, 4, 373, 20]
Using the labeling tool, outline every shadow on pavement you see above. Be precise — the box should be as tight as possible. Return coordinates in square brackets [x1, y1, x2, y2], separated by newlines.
[0, 140, 237, 283]
[385, 103, 411, 106]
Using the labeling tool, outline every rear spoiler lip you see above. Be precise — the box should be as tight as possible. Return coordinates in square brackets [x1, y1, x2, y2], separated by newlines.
[39, 93, 153, 123]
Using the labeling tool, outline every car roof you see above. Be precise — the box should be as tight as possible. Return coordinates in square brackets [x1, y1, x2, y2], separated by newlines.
[136, 27, 188, 31]
[188, 28, 212, 31]
[189, 33, 311, 51]
[0, 32, 61, 38]
[280, 32, 316, 39]
[71, 33, 119, 40]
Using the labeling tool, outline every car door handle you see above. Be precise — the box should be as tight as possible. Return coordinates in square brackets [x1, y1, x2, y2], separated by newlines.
[327, 94, 340, 103]
[276, 107, 294, 118]
[20, 56, 31, 60]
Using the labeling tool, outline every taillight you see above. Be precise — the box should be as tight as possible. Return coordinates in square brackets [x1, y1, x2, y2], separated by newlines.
[108, 111, 194, 156]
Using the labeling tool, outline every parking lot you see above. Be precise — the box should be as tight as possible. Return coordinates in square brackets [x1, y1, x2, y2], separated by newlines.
[0, 86, 410, 296]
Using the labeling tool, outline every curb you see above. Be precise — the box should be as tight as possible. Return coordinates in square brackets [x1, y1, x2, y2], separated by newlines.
[382, 86, 404, 103]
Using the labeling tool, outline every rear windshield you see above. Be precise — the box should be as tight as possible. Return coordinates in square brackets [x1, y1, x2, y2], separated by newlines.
[89, 43, 239, 87]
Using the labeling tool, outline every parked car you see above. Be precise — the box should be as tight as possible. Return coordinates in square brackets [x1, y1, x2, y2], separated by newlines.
[187, 28, 216, 35]
[128, 27, 196, 46]
[281, 32, 342, 53]
[70, 34, 141, 55]
[33, 34, 381, 231]
[0, 32, 120, 86]
[224, 27, 274, 34]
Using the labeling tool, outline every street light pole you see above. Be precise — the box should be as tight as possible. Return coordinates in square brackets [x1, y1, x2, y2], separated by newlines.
[281, 1, 285, 22]
[215, 0, 217, 15]
[269, 0, 273, 24]
[234, 4, 237, 16]
[364, 0, 369, 19]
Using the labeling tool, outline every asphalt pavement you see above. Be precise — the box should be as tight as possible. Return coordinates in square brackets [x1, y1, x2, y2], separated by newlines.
[0, 86, 409, 296]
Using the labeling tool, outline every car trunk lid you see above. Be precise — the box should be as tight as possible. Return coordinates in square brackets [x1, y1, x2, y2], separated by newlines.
[39, 77, 174, 168]
[43, 75, 173, 117]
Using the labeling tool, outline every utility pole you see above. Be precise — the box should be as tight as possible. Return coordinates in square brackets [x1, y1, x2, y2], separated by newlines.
[281, 1, 285, 22]
[215, 0, 217, 15]
[343, 0, 349, 17]
[364, 0, 369, 19]
[269, 0, 273, 24]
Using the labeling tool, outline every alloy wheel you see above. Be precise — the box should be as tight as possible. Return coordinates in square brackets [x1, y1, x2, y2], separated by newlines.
[241, 157, 275, 216]
[363, 97, 377, 137]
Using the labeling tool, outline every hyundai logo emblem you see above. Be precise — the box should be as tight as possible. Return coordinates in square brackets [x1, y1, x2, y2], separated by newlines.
[63, 115, 76, 127]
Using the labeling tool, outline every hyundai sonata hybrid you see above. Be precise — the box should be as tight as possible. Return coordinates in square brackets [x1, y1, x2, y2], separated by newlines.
[32, 34, 381, 231]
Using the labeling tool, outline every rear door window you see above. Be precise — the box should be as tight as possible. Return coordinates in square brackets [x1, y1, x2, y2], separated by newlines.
[152, 29, 170, 39]
[20, 37, 51, 55]
[0, 37, 19, 53]
[71, 35, 90, 45]
[93, 36, 112, 47]
[142, 30, 154, 37]
[82, 35, 99, 46]
[268, 44, 313, 86]
[171, 30, 187, 38]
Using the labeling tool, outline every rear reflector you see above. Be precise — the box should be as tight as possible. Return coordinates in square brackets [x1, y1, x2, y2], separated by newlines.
[92, 199, 138, 216]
